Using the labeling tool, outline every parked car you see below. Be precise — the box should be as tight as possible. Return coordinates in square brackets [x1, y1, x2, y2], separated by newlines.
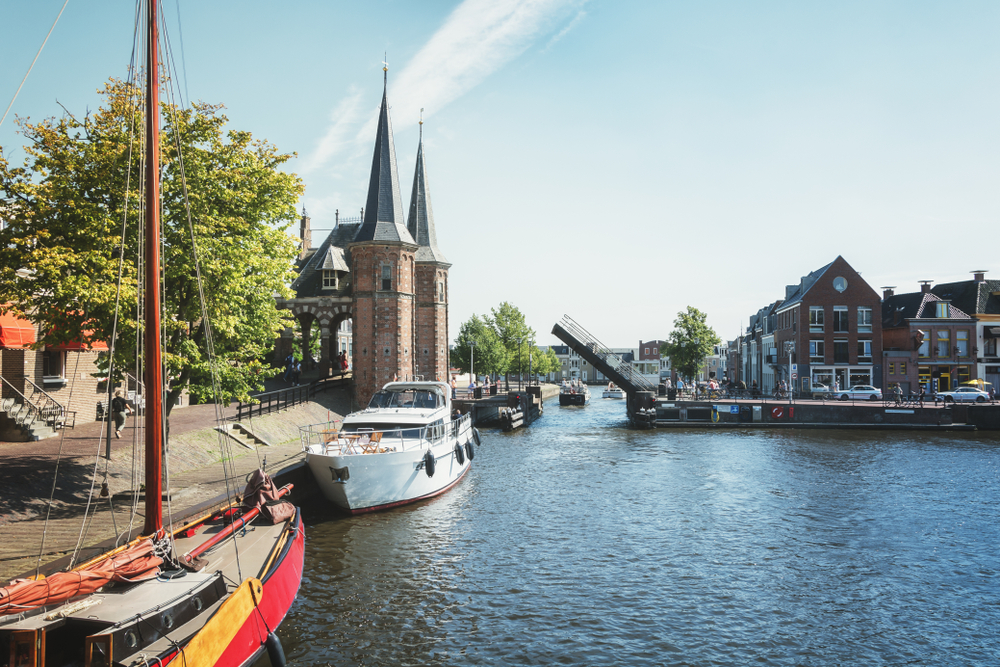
[836, 385, 882, 401]
[810, 382, 831, 399]
[936, 386, 990, 403]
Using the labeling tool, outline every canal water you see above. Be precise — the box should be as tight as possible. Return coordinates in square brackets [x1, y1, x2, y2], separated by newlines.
[277, 395, 1000, 666]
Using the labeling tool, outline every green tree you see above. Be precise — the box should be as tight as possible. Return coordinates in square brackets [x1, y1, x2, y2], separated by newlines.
[451, 315, 504, 378]
[531, 346, 560, 379]
[662, 306, 721, 382]
[487, 302, 535, 387]
[0, 78, 302, 414]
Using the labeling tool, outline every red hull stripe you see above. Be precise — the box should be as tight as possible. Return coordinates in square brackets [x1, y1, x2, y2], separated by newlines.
[344, 463, 471, 515]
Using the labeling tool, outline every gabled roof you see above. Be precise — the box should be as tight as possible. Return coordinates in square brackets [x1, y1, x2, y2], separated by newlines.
[882, 291, 972, 327]
[353, 79, 416, 246]
[406, 132, 448, 264]
[291, 223, 359, 298]
[931, 279, 1000, 316]
[776, 260, 836, 311]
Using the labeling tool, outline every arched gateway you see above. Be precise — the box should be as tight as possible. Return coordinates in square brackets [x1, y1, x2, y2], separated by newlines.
[276, 72, 451, 406]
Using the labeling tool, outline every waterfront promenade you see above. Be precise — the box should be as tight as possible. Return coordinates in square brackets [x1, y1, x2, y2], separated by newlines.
[0, 383, 351, 582]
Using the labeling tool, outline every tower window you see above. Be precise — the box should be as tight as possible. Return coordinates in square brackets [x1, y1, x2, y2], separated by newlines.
[381, 265, 392, 291]
[323, 270, 338, 289]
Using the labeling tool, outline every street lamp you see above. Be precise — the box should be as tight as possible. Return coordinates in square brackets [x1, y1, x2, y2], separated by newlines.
[518, 337, 524, 391]
[469, 340, 476, 389]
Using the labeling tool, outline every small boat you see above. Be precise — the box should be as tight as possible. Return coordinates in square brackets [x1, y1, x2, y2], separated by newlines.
[559, 381, 591, 406]
[302, 381, 480, 513]
[602, 382, 626, 399]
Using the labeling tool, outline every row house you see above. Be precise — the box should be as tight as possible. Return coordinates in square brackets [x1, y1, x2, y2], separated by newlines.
[882, 283, 975, 393]
[773, 256, 883, 393]
[931, 271, 1000, 390]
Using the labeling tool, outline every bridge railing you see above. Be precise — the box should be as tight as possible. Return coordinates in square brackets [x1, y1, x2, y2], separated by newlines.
[553, 315, 657, 393]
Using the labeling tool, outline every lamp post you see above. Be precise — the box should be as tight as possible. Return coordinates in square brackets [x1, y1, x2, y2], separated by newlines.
[518, 337, 524, 391]
[469, 340, 476, 389]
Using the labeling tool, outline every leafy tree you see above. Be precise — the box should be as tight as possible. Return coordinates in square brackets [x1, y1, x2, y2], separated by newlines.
[451, 315, 504, 377]
[662, 306, 721, 382]
[487, 302, 535, 387]
[0, 78, 302, 415]
[531, 346, 560, 379]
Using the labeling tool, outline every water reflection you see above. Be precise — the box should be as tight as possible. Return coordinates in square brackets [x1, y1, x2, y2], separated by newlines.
[276, 397, 1000, 666]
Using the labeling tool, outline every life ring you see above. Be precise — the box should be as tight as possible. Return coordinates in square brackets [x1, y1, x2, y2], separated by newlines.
[472, 428, 481, 446]
[771, 406, 784, 419]
[423, 450, 436, 478]
[465, 440, 475, 461]
[454, 443, 465, 465]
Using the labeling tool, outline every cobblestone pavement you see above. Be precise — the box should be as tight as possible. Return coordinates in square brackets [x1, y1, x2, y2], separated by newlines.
[0, 384, 351, 583]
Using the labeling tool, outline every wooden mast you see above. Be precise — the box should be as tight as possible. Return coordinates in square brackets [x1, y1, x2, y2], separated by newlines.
[143, 0, 164, 536]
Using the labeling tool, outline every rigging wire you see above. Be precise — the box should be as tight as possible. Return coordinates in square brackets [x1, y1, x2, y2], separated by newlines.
[158, 7, 249, 581]
[0, 0, 71, 132]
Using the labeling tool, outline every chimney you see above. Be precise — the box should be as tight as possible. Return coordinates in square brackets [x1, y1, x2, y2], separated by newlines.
[299, 208, 312, 260]
[882, 286, 895, 300]
[919, 280, 932, 294]
[972, 270, 987, 283]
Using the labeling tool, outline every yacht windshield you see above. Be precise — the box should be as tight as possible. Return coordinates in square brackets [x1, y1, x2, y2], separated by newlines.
[368, 389, 442, 410]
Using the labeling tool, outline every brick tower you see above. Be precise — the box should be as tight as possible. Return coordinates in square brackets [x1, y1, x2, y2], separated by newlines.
[350, 72, 419, 404]
[407, 120, 451, 382]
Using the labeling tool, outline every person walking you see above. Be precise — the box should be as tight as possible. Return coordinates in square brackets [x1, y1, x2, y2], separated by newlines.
[112, 389, 132, 439]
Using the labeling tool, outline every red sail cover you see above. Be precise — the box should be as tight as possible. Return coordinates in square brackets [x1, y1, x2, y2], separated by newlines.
[0, 312, 36, 348]
[0, 539, 162, 617]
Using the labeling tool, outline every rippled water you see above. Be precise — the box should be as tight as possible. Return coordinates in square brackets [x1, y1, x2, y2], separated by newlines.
[275, 396, 1000, 666]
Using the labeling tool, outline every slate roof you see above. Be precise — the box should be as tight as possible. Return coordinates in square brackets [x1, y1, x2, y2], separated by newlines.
[882, 291, 972, 327]
[353, 80, 416, 246]
[776, 260, 835, 311]
[931, 279, 1000, 316]
[291, 223, 359, 298]
[406, 134, 448, 264]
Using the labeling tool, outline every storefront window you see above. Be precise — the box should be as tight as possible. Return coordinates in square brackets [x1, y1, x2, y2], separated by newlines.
[849, 370, 870, 386]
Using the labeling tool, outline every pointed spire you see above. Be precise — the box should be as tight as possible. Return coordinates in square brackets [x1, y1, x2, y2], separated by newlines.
[407, 118, 448, 264]
[354, 69, 415, 245]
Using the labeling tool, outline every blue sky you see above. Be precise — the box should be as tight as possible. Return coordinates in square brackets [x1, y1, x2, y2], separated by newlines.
[2, 1, 999, 347]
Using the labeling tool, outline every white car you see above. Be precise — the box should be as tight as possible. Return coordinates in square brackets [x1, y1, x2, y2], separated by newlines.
[836, 385, 882, 401]
[937, 387, 990, 403]
[810, 382, 831, 399]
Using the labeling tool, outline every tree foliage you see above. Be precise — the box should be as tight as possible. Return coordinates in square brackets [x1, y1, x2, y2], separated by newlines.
[451, 314, 504, 377]
[531, 346, 560, 377]
[0, 78, 303, 413]
[662, 306, 721, 381]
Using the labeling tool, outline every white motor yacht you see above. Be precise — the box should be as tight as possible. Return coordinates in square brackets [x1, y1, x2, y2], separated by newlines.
[302, 381, 480, 513]
[603, 382, 626, 399]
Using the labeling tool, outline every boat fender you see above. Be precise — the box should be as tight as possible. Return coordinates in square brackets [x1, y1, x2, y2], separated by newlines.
[454, 443, 465, 465]
[472, 428, 481, 446]
[424, 450, 436, 478]
[265, 631, 287, 667]
[465, 440, 475, 461]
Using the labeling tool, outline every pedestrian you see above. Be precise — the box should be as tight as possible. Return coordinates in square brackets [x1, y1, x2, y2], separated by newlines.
[340, 351, 349, 374]
[892, 383, 902, 406]
[112, 389, 132, 439]
[451, 377, 457, 399]
[292, 360, 301, 386]
[918, 383, 926, 406]
[283, 353, 294, 382]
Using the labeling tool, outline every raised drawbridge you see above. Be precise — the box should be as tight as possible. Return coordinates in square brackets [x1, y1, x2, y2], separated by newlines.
[551, 315, 657, 426]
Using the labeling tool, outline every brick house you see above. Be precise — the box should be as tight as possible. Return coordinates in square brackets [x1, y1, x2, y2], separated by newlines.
[1, 312, 110, 439]
[773, 256, 883, 394]
[882, 283, 975, 394]
[931, 271, 1000, 390]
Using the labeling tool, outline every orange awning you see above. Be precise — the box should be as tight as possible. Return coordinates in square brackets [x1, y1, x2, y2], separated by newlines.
[0, 312, 36, 349]
[48, 334, 109, 351]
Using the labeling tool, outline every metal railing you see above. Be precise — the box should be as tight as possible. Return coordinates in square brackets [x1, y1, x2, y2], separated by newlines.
[299, 412, 472, 454]
[235, 374, 349, 421]
[24, 377, 74, 429]
[554, 315, 657, 392]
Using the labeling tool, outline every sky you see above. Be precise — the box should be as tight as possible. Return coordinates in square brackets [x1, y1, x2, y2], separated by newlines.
[2, 1, 999, 348]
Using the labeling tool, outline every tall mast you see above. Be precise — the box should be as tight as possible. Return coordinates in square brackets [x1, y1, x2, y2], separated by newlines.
[143, 0, 164, 536]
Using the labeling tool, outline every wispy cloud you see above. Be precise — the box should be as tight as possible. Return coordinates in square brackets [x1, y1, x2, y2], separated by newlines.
[301, 0, 583, 176]
[543, 9, 587, 52]
[299, 87, 364, 174]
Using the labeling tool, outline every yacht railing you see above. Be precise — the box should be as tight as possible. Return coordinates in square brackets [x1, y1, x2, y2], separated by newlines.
[299, 412, 473, 454]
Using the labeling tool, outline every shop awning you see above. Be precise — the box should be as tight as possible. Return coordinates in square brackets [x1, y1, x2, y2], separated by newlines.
[48, 334, 109, 351]
[985, 327, 1000, 339]
[0, 312, 36, 348]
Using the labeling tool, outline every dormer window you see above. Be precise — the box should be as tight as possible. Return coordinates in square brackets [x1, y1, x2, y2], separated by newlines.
[322, 270, 338, 289]
[936, 302, 948, 318]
